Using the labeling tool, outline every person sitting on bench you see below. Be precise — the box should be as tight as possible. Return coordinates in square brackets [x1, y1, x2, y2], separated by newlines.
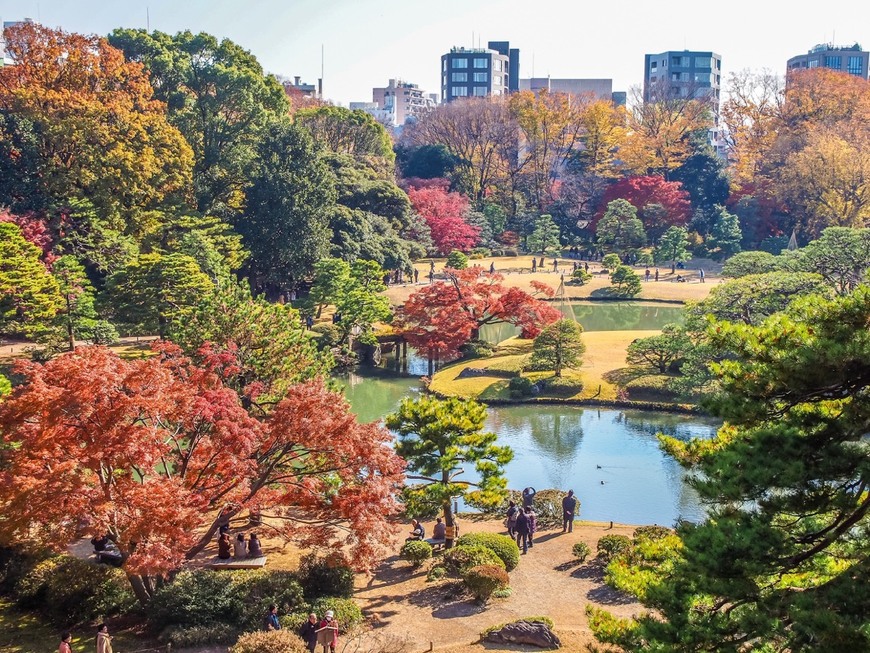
[405, 519, 424, 542]
[432, 517, 446, 541]
[248, 532, 264, 558]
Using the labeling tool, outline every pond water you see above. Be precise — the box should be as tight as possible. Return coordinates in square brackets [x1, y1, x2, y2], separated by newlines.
[336, 371, 720, 527]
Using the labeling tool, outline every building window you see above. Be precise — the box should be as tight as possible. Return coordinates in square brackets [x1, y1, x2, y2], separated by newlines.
[672, 72, 688, 82]
[848, 56, 863, 75]
[473, 58, 488, 68]
[473, 86, 488, 96]
[650, 61, 657, 71]
[451, 72, 467, 82]
[494, 60, 503, 72]
[442, 60, 447, 72]
[452, 86, 468, 97]
[473, 72, 488, 82]
[671, 56, 683, 66]
[824, 56, 841, 69]
[808, 59, 819, 68]
[650, 76, 657, 83]
[694, 73, 711, 84]
[694, 56, 712, 68]
[715, 75, 720, 84]
[452, 58, 468, 69]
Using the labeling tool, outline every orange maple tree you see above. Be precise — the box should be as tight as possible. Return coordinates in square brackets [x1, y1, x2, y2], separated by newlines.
[0, 345, 404, 603]
[395, 267, 560, 364]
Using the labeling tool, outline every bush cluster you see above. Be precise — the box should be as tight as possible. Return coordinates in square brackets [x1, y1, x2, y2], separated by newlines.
[456, 533, 520, 572]
[538, 374, 583, 397]
[443, 544, 505, 574]
[149, 569, 305, 632]
[11, 554, 135, 626]
[296, 554, 355, 600]
[400, 540, 433, 567]
[633, 526, 673, 541]
[160, 624, 239, 648]
[462, 564, 509, 602]
[310, 597, 363, 632]
[597, 535, 632, 562]
[509, 376, 535, 398]
[446, 250, 469, 269]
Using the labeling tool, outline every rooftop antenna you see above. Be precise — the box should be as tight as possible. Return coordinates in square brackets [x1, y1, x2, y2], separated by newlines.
[321, 43, 324, 98]
[146, 6, 150, 31]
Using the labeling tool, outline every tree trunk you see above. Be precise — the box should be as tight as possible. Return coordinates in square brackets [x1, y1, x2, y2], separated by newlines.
[126, 571, 153, 607]
[185, 507, 240, 560]
[65, 294, 75, 351]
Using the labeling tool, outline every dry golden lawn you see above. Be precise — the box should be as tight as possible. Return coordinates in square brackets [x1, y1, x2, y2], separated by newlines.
[386, 255, 717, 306]
[429, 330, 660, 402]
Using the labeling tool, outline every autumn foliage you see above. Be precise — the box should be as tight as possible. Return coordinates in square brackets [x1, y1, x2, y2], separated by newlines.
[407, 185, 480, 255]
[0, 345, 404, 600]
[597, 176, 692, 232]
[395, 267, 560, 355]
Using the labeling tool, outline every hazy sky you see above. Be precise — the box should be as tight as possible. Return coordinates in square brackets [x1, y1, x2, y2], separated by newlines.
[3, 0, 869, 104]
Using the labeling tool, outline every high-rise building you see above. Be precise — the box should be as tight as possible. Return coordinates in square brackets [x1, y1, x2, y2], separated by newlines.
[643, 50, 722, 109]
[644, 50, 724, 155]
[520, 77, 625, 104]
[487, 41, 520, 93]
[281, 76, 321, 99]
[372, 79, 436, 125]
[787, 43, 869, 79]
[440, 45, 513, 103]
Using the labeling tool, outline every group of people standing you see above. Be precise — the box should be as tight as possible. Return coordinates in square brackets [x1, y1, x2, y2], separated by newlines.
[56, 624, 112, 653]
[504, 488, 579, 553]
[267, 605, 339, 653]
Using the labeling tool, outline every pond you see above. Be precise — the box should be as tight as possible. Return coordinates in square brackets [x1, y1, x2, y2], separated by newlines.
[337, 369, 720, 526]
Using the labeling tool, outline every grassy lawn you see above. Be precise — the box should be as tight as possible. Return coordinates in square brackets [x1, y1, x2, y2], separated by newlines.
[385, 255, 718, 306]
[429, 330, 663, 403]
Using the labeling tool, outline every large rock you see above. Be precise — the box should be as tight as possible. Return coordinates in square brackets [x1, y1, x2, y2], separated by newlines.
[484, 620, 561, 649]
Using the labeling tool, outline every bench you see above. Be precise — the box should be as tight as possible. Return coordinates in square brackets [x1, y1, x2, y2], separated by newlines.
[204, 555, 267, 569]
[425, 538, 446, 550]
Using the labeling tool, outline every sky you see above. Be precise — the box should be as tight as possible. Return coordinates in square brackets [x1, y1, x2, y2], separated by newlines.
[2, 0, 869, 105]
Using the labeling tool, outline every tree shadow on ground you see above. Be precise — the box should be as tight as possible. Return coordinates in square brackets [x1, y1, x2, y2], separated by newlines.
[360, 555, 425, 592]
[602, 366, 652, 386]
[586, 584, 637, 606]
[571, 562, 605, 581]
[407, 581, 488, 620]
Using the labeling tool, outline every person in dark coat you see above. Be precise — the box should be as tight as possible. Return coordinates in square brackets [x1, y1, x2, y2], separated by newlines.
[505, 500, 519, 537]
[527, 506, 538, 548]
[300, 613, 319, 652]
[217, 532, 232, 559]
[562, 490, 577, 533]
[248, 533, 263, 557]
[515, 507, 531, 554]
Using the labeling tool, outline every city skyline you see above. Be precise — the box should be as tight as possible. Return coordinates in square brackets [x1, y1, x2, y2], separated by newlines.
[2, 0, 869, 105]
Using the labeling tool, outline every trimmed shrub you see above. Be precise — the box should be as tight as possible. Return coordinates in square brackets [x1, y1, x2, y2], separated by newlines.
[571, 269, 592, 285]
[400, 540, 433, 567]
[460, 339, 495, 358]
[601, 253, 622, 271]
[161, 624, 238, 647]
[311, 323, 342, 348]
[230, 629, 308, 653]
[538, 374, 584, 397]
[443, 545, 505, 575]
[297, 554, 354, 600]
[446, 250, 469, 269]
[502, 248, 519, 257]
[509, 376, 534, 398]
[572, 542, 591, 562]
[0, 547, 51, 597]
[456, 533, 520, 572]
[309, 597, 363, 633]
[462, 565, 509, 602]
[426, 566, 446, 582]
[14, 556, 135, 625]
[231, 570, 306, 630]
[633, 526, 673, 541]
[279, 612, 309, 632]
[597, 535, 632, 562]
[471, 247, 492, 258]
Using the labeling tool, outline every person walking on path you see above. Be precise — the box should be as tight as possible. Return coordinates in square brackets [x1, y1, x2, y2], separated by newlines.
[515, 507, 531, 554]
[59, 631, 72, 653]
[699, 268, 705, 283]
[527, 506, 538, 548]
[645, 268, 651, 282]
[413, 268, 419, 284]
[316, 610, 339, 653]
[552, 258, 559, 272]
[300, 613, 319, 653]
[584, 261, 589, 273]
[532, 258, 537, 272]
[96, 624, 112, 653]
[264, 604, 281, 631]
[562, 490, 577, 533]
[505, 500, 519, 537]
[655, 268, 659, 282]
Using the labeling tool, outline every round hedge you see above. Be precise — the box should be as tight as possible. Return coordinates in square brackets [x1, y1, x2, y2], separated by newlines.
[230, 629, 308, 653]
[400, 540, 433, 567]
[456, 533, 520, 571]
[462, 564, 510, 602]
[443, 544, 505, 574]
[597, 534, 632, 562]
[309, 597, 363, 633]
[572, 542, 591, 562]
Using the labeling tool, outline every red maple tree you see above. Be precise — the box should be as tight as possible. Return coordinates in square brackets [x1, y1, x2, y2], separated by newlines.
[0, 209, 55, 265]
[0, 344, 404, 603]
[395, 267, 561, 364]
[407, 185, 480, 255]
[596, 176, 692, 232]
